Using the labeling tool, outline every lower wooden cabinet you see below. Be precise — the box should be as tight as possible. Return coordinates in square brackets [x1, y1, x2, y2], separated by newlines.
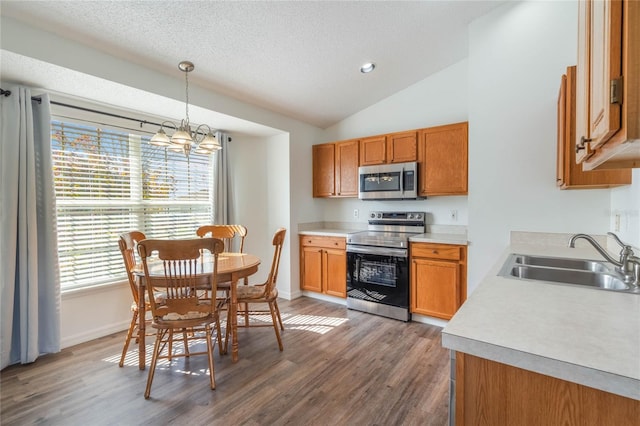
[410, 242, 467, 319]
[300, 235, 346, 298]
[455, 353, 640, 425]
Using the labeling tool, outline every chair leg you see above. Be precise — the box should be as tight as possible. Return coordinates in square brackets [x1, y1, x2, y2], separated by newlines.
[182, 329, 190, 357]
[144, 328, 165, 399]
[214, 316, 224, 356]
[243, 277, 249, 326]
[168, 330, 173, 361]
[269, 301, 283, 351]
[273, 299, 284, 330]
[223, 306, 231, 355]
[119, 311, 138, 367]
[205, 323, 216, 390]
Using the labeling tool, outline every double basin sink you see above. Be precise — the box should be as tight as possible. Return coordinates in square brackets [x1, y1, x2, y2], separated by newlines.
[499, 253, 638, 293]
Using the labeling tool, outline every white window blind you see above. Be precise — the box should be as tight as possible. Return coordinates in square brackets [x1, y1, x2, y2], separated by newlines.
[51, 120, 214, 290]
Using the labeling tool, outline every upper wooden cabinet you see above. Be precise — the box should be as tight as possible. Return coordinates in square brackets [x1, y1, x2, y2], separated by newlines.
[557, 66, 631, 188]
[359, 135, 387, 165]
[576, 0, 640, 170]
[387, 131, 418, 164]
[335, 140, 359, 196]
[312, 143, 335, 197]
[359, 131, 417, 165]
[313, 139, 359, 198]
[418, 122, 468, 196]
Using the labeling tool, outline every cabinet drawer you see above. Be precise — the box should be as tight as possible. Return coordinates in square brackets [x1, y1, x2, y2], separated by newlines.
[300, 235, 346, 250]
[411, 243, 461, 260]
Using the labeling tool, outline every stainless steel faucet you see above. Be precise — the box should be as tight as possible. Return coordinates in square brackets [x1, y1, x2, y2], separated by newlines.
[569, 232, 640, 287]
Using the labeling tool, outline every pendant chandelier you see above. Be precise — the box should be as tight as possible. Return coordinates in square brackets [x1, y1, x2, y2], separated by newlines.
[149, 60, 221, 156]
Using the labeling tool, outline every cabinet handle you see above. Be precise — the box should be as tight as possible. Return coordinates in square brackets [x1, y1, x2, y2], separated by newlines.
[576, 136, 592, 153]
[432, 250, 438, 254]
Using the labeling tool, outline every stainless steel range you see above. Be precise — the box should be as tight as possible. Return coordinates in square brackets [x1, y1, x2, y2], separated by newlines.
[346, 211, 426, 321]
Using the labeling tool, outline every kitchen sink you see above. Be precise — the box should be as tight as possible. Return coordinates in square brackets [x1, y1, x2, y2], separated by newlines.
[512, 255, 611, 273]
[499, 253, 637, 293]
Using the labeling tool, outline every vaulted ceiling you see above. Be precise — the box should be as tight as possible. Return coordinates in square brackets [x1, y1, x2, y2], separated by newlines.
[1, 1, 507, 128]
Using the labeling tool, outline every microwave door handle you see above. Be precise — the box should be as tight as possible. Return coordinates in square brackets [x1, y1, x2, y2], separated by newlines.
[400, 167, 404, 194]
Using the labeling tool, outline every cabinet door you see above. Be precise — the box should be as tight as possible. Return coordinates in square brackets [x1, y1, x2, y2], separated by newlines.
[324, 248, 347, 298]
[387, 131, 417, 163]
[313, 144, 335, 197]
[558, 66, 631, 188]
[335, 139, 359, 197]
[301, 246, 323, 293]
[557, 73, 568, 186]
[411, 258, 459, 319]
[418, 122, 468, 196]
[587, 0, 622, 150]
[359, 135, 387, 165]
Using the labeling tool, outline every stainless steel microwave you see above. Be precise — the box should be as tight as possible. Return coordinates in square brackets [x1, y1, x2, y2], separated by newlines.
[358, 161, 422, 200]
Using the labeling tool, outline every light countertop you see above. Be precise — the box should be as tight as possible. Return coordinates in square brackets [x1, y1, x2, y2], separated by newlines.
[299, 229, 468, 246]
[442, 242, 640, 400]
[410, 232, 468, 245]
[298, 229, 359, 238]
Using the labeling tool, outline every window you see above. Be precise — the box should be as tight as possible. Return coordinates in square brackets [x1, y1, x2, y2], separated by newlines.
[51, 119, 215, 290]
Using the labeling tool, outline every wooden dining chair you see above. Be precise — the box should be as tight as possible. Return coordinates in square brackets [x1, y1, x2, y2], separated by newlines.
[196, 224, 249, 322]
[196, 224, 248, 253]
[233, 228, 286, 351]
[117, 230, 148, 367]
[137, 237, 225, 399]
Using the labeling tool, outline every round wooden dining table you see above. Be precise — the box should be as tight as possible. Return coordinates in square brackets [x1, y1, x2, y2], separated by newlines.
[133, 252, 261, 369]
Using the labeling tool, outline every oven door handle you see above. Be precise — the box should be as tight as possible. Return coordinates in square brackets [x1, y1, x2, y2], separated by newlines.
[347, 245, 408, 258]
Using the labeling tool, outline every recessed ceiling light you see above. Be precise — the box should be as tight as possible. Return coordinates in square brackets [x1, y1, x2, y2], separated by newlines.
[360, 62, 376, 73]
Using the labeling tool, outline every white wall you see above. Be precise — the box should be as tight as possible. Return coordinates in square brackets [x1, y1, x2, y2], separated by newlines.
[466, 0, 613, 293]
[322, 59, 470, 227]
[610, 169, 640, 248]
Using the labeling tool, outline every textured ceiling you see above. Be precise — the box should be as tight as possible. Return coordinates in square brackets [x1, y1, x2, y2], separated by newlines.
[1, 0, 507, 129]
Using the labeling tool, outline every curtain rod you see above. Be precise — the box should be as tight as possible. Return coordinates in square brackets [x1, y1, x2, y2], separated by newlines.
[1, 86, 167, 129]
[0, 87, 230, 140]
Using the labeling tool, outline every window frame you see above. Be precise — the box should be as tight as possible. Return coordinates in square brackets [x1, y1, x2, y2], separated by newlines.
[50, 103, 216, 291]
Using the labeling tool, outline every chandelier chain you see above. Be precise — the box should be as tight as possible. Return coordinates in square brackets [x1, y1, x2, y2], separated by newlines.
[184, 67, 190, 126]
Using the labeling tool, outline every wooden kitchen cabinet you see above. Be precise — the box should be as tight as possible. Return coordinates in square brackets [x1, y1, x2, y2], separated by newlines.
[557, 66, 631, 188]
[417, 122, 468, 196]
[455, 353, 640, 425]
[359, 135, 387, 165]
[359, 131, 417, 166]
[410, 242, 467, 319]
[312, 139, 359, 198]
[300, 235, 346, 298]
[576, 0, 640, 170]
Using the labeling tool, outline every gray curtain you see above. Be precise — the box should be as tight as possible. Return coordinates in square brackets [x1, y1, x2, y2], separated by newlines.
[1, 85, 61, 369]
[213, 131, 233, 225]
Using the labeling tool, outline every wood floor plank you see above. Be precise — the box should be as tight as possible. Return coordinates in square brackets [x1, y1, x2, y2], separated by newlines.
[1, 297, 450, 425]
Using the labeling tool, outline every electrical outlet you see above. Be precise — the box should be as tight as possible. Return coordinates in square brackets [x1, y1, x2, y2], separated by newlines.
[450, 209, 458, 221]
[614, 213, 621, 232]
[353, 209, 359, 219]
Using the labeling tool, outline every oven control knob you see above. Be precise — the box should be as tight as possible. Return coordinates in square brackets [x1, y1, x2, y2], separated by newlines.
[370, 212, 376, 219]
[376, 212, 382, 219]
[408, 213, 413, 219]
[415, 213, 422, 220]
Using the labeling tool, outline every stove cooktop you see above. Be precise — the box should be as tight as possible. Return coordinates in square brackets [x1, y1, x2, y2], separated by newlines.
[347, 230, 419, 249]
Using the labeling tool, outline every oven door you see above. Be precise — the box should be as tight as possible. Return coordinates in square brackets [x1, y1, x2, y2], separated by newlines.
[346, 245, 409, 308]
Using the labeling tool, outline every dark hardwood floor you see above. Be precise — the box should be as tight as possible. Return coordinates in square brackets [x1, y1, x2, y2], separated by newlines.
[1, 297, 450, 425]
